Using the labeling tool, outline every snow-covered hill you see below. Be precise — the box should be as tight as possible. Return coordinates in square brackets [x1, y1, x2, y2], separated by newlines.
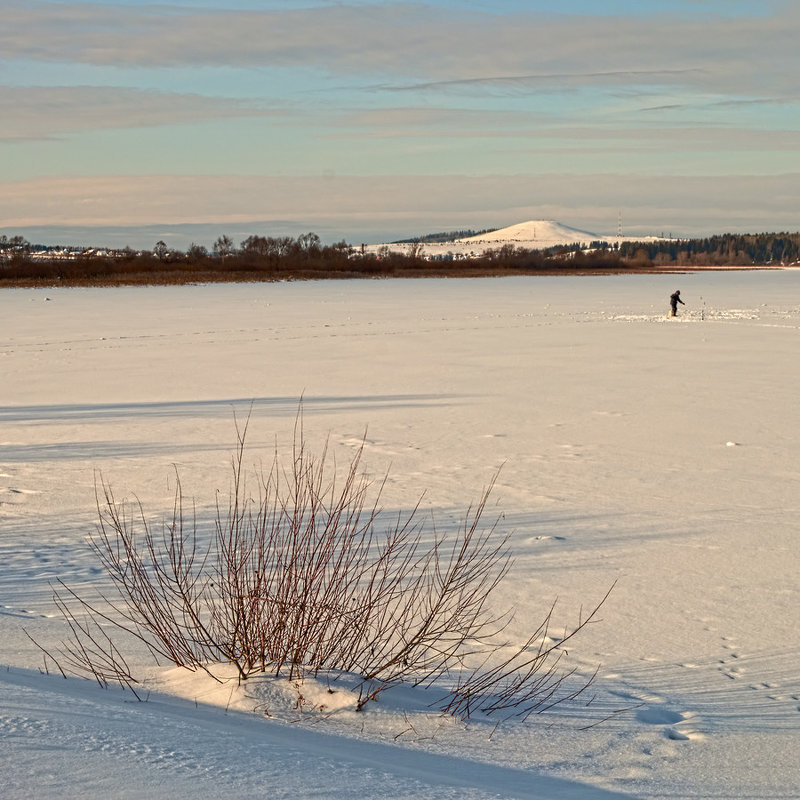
[458, 219, 602, 247]
[364, 219, 665, 258]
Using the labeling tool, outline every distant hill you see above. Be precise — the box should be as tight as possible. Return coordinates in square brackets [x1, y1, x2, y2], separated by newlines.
[367, 219, 669, 258]
[458, 220, 602, 247]
[366, 219, 649, 258]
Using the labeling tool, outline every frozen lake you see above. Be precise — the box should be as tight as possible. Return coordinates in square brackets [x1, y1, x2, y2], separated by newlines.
[2, 270, 799, 799]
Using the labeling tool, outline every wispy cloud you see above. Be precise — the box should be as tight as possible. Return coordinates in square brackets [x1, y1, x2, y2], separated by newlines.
[378, 69, 706, 94]
[3, 1, 799, 98]
[640, 95, 800, 112]
[2, 2, 799, 240]
[0, 86, 283, 141]
[712, 96, 800, 108]
[3, 173, 799, 240]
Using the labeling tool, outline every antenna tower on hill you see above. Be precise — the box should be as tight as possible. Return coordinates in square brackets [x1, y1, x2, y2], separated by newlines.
[618, 210, 623, 238]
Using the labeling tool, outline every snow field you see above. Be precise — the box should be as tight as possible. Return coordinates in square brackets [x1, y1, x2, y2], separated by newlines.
[1, 270, 799, 799]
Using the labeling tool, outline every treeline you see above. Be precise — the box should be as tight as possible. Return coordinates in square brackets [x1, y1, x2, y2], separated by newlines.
[2, 230, 799, 286]
[0, 233, 372, 284]
[616, 232, 800, 267]
[0, 232, 635, 285]
[392, 228, 496, 244]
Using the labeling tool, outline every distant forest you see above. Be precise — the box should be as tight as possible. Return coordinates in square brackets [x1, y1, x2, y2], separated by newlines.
[0, 230, 798, 286]
[392, 228, 496, 243]
[616, 232, 800, 267]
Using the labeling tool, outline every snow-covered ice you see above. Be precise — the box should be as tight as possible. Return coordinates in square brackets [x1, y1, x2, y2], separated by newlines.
[1, 270, 799, 799]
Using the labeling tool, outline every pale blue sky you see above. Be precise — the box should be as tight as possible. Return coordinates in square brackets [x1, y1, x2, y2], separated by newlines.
[1, 0, 798, 247]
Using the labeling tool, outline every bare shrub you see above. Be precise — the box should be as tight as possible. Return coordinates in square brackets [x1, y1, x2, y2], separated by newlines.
[38, 411, 608, 721]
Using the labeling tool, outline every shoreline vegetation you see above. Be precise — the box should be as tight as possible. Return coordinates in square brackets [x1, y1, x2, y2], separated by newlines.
[1, 230, 797, 287]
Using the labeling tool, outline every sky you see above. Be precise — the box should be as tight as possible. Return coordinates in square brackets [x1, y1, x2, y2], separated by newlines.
[1, 0, 799, 248]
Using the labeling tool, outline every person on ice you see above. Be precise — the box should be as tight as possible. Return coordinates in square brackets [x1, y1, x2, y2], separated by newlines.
[670, 290, 685, 317]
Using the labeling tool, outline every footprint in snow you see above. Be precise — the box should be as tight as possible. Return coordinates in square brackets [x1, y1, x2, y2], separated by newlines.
[666, 726, 702, 741]
[636, 707, 685, 725]
[637, 706, 703, 741]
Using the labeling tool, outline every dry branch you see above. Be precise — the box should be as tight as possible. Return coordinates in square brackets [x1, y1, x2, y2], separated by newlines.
[37, 409, 608, 722]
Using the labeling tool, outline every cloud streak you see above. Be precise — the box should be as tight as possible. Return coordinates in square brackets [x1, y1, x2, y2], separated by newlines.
[378, 69, 706, 94]
[3, 173, 799, 240]
[0, 86, 283, 141]
[3, 1, 799, 98]
[2, 1, 799, 240]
